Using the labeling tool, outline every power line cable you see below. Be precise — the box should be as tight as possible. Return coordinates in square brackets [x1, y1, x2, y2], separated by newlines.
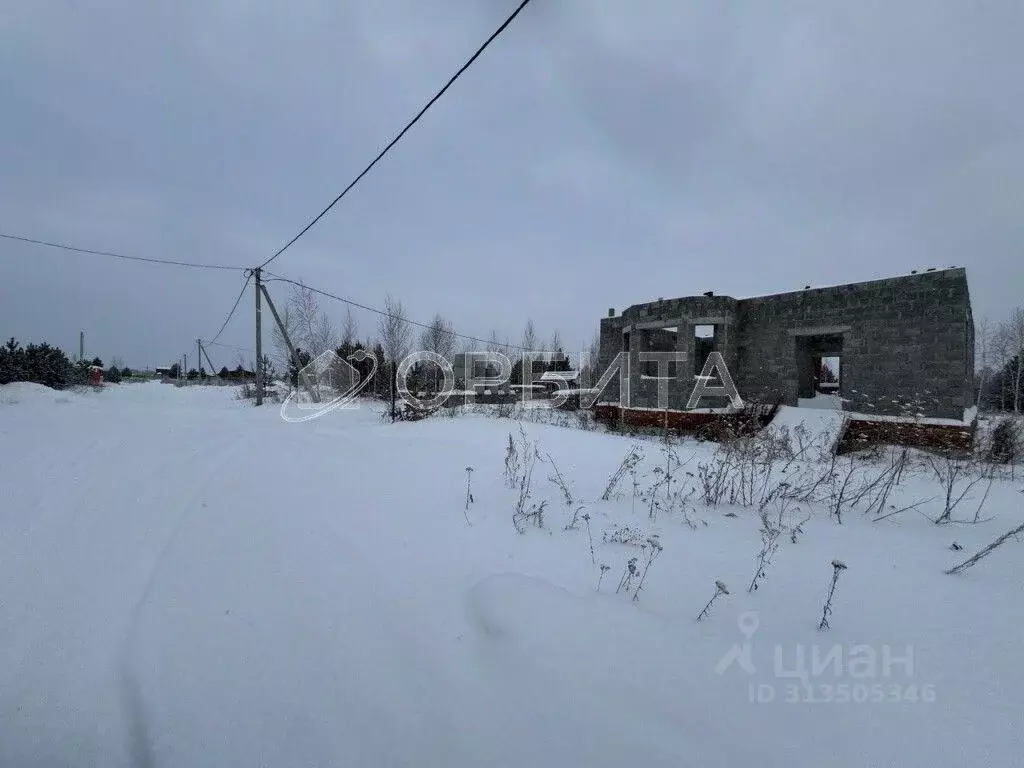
[208, 272, 254, 344]
[0, 231, 248, 271]
[258, 0, 534, 270]
[263, 273, 546, 354]
[206, 340, 257, 355]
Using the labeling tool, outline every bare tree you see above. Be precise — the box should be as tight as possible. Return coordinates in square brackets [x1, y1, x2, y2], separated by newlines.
[340, 307, 359, 348]
[1009, 308, 1024, 413]
[271, 304, 300, 373]
[991, 321, 1013, 410]
[290, 284, 338, 358]
[581, 332, 600, 387]
[550, 330, 563, 356]
[975, 316, 991, 408]
[378, 295, 412, 417]
[522, 319, 538, 355]
[419, 313, 456, 390]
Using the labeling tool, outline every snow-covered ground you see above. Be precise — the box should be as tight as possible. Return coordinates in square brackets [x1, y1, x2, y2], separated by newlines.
[1, 381, 1021, 767]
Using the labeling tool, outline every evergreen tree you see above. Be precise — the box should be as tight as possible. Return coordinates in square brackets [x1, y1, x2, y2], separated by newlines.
[218, 366, 230, 379]
[0, 338, 24, 384]
[0, 339, 74, 389]
[121, 367, 132, 379]
[91, 357, 103, 368]
[105, 365, 123, 384]
[287, 348, 312, 388]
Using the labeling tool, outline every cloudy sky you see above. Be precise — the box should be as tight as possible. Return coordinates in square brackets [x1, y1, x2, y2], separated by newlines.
[2, 1, 1022, 369]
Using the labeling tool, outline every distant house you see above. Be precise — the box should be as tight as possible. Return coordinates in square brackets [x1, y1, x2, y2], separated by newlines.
[155, 366, 174, 378]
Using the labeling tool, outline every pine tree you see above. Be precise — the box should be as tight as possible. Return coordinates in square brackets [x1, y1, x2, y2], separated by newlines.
[287, 348, 312, 388]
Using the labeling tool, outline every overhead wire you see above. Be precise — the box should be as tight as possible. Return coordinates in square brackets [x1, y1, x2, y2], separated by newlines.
[208, 272, 254, 345]
[0, 231, 248, 271]
[257, 0, 534, 270]
[263, 273, 546, 354]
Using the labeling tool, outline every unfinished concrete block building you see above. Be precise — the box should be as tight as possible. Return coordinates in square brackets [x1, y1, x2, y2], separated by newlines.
[597, 268, 974, 420]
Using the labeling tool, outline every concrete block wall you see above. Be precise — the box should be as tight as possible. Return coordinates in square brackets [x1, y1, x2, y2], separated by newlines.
[734, 269, 972, 418]
[596, 268, 973, 419]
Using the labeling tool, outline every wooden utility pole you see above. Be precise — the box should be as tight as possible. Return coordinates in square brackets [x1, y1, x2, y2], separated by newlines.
[254, 268, 263, 405]
[197, 339, 203, 378]
[260, 282, 319, 403]
[79, 330, 84, 362]
[199, 340, 217, 378]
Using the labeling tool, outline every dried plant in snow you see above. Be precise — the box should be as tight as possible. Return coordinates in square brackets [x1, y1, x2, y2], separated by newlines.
[945, 522, 1024, 575]
[696, 581, 730, 622]
[565, 504, 586, 531]
[602, 446, 644, 500]
[597, 563, 611, 591]
[546, 452, 574, 507]
[463, 466, 474, 525]
[818, 559, 848, 631]
[583, 513, 596, 565]
[602, 524, 647, 547]
[631, 536, 664, 603]
[927, 454, 992, 524]
[749, 504, 785, 593]
[616, 557, 639, 595]
[511, 427, 546, 533]
[503, 433, 520, 489]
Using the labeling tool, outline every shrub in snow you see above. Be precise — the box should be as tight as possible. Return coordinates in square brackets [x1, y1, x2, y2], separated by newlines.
[986, 418, 1020, 465]
[927, 454, 992, 525]
[104, 365, 123, 384]
[818, 559, 848, 631]
[602, 524, 647, 548]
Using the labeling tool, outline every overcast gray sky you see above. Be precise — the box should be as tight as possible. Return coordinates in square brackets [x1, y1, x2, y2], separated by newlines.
[2, 1, 1022, 369]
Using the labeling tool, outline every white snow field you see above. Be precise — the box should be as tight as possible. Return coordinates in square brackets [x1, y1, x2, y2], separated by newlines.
[1, 381, 1022, 767]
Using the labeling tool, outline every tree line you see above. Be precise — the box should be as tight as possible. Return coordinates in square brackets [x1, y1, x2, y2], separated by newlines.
[976, 308, 1024, 413]
[270, 285, 600, 397]
[0, 338, 134, 389]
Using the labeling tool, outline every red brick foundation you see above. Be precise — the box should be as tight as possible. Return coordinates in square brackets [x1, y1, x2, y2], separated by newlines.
[591, 404, 776, 439]
[837, 418, 976, 454]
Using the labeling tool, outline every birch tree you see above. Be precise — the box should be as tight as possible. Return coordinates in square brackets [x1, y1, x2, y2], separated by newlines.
[378, 296, 412, 416]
